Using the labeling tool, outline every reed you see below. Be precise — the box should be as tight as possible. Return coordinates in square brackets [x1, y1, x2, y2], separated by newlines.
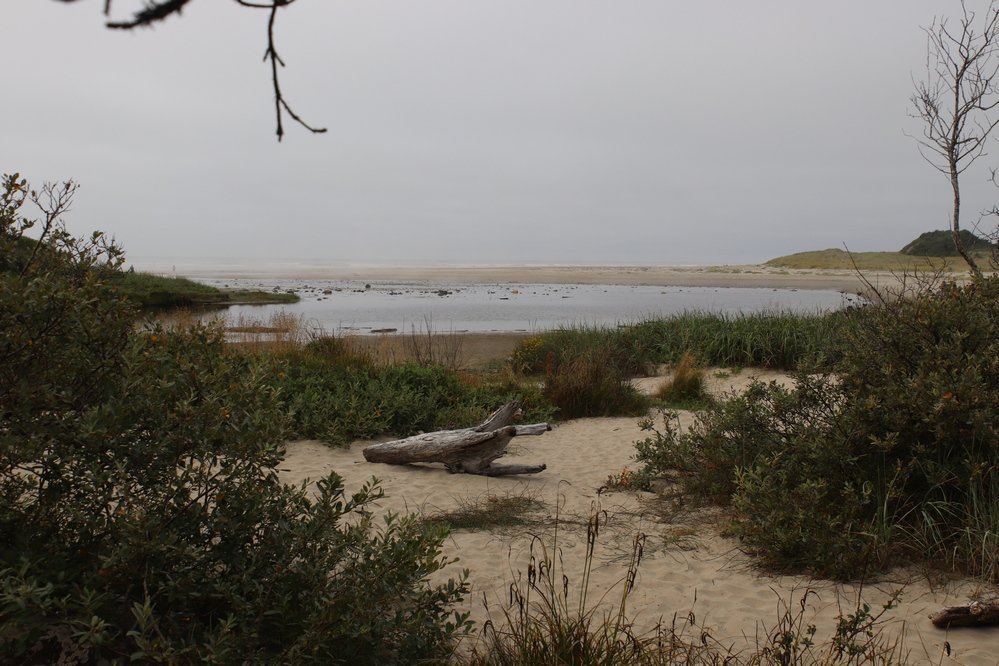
[512, 310, 845, 377]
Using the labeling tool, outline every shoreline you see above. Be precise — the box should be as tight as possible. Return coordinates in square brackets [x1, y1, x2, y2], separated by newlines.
[138, 263, 889, 293]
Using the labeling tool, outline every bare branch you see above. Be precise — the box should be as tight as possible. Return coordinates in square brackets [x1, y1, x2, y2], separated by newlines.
[55, 0, 326, 141]
[909, 0, 999, 278]
[21, 181, 79, 278]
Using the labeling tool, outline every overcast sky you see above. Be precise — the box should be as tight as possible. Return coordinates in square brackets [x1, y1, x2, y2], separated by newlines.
[5, 0, 999, 266]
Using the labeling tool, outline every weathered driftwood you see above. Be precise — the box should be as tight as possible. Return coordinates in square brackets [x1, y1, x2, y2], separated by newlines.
[362, 402, 550, 476]
[930, 599, 999, 628]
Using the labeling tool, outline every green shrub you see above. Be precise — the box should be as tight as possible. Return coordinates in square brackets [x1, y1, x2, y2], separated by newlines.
[259, 341, 552, 445]
[636, 277, 999, 581]
[0, 174, 471, 662]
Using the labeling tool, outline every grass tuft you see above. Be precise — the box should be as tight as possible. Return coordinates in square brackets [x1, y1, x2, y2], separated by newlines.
[543, 343, 650, 419]
[424, 490, 545, 531]
[655, 351, 708, 406]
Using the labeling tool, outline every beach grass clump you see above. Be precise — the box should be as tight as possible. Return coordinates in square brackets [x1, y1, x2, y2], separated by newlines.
[424, 489, 545, 531]
[636, 276, 999, 582]
[0, 174, 471, 663]
[511, 326, 649, 376]
[542, 343, 649, 419]
[655, 351, 709, 407]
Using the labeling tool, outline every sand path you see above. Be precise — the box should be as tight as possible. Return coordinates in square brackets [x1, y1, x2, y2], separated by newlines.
[278, 369, 999, 665]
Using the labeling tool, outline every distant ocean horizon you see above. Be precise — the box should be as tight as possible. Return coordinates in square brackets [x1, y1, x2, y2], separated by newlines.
[127, 257, 734, 274]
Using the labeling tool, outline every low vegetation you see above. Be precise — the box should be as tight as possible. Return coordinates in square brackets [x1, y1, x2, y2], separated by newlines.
[766, 246, 994, 271]
[465, 509, 907, 665]
[112, 270, 299, 308]
[249, 336, 551, 446]
[899, 229, 993, 256]
[541, 343, 650, 419]
[766, 229, 997, 270]
[655, 351, 709, 408]
[513, 310, 844, 377]
[636, 275, 999, 582]
[424, 490, 546, 531]
[1, 174, 471, 662]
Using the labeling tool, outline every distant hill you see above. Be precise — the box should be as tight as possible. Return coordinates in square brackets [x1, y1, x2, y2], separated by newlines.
[899, 230, 992, 256]
[764, 248, 972, 271]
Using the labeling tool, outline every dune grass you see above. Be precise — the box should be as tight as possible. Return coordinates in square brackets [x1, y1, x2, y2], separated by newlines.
[655, 351, 709, 407]
[423, 490, 546, 531]
[513, 310, 845, 377]
[765, 248, 986, 271]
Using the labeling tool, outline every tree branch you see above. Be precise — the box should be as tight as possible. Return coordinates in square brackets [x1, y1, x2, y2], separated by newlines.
[54, 0, 327, 141]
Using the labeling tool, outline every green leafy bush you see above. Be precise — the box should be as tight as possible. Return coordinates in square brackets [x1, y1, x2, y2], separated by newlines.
[636, 277, 999, 581]
[262, 339, 552, 445]
[0, 174, 471, 662]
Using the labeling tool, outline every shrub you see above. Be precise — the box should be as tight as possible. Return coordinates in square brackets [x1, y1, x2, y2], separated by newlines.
[0, 174, 472, 662]
[543, 344, 649, 419]
[254, 339, 553, 445]
[636, 277, 999, 581]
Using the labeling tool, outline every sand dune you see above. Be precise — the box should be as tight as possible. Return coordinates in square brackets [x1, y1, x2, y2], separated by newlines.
[278, 369, 999, 665]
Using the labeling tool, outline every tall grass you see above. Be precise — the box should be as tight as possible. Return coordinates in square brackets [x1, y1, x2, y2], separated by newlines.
[513, 310, 846, 375]
[543, 343, 650, 419]
[631, 310, 846, 369]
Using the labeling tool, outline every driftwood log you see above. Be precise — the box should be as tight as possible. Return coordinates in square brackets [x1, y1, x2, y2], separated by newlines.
[362, 402, 550, 476]
[930, 599, 999, 628]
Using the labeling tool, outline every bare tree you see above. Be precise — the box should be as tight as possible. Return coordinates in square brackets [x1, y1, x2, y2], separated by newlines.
[910, 0, 999, 279]
[55, 0, 326, 142]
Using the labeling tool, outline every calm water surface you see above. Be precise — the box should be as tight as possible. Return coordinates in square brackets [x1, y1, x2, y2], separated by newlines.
[190, 277, 858, 334]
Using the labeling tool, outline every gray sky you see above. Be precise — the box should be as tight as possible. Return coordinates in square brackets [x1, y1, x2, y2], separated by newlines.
[5, 0, 998, 266]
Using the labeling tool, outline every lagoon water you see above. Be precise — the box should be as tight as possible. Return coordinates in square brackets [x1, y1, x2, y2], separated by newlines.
[190, 277, 858, 335]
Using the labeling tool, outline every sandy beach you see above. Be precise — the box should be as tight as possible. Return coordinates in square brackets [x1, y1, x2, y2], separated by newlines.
[146, 262, 887, 293]
[277, 369, 999, 665]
